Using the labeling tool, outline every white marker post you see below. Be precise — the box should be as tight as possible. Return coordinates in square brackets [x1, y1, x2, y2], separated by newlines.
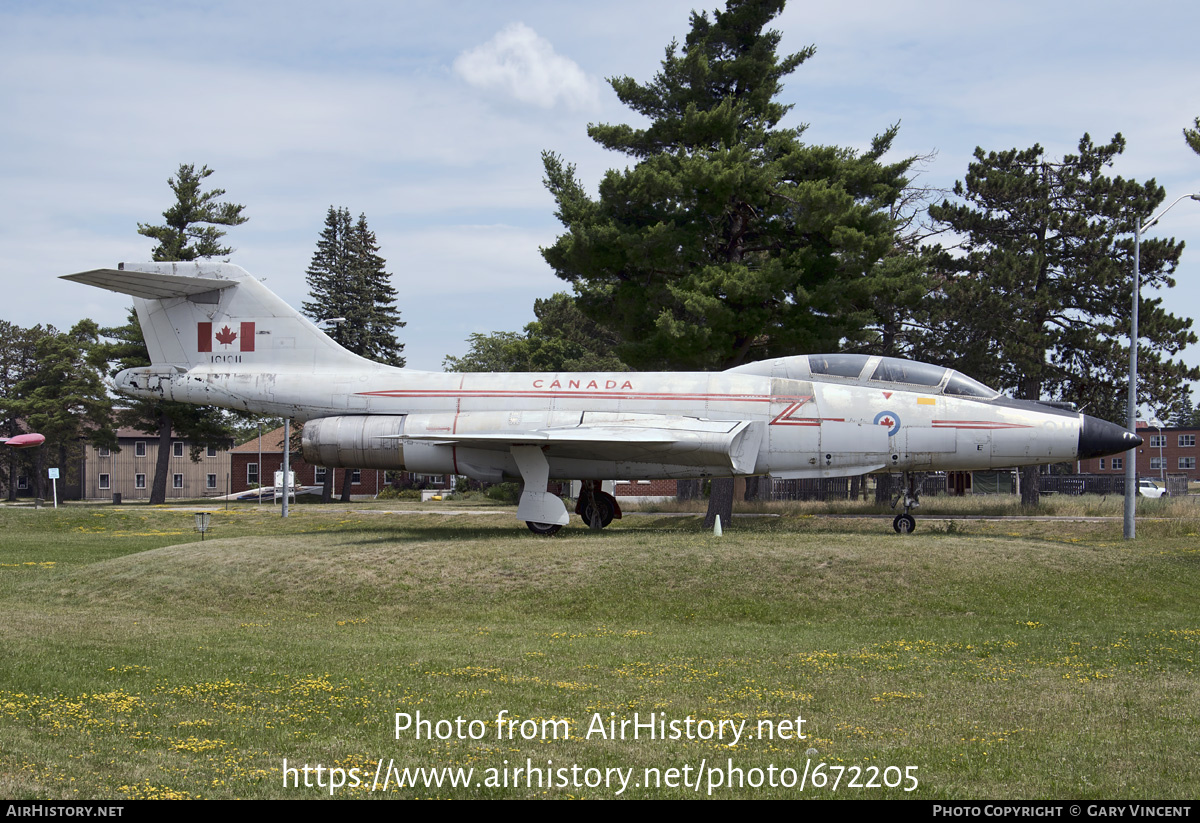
[47, 467, 59, 509]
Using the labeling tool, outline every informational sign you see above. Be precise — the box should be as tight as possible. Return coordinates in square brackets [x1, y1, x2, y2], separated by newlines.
[273, 471, 296, 504]
[47, 468, 59, 479]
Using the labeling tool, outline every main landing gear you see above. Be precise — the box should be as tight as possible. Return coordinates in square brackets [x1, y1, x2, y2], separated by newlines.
[891, 472, 925, 534]
[525, 481, 622, 535]
[574, 481, 620, 530]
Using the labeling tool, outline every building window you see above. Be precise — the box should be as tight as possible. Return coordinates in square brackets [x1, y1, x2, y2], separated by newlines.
[247, 463, 259, 486]
[1180, 434, 1196, 447]
[1180, 457, 1197, 470]
[315, 466, 327, 483]
[135, 474, 146, 489]
[207, 445, 218, 458]
[351, 469, 361, 485]
[98, 447, 110, 457]
[173, 473, 183, 489]
[1111, 458, 1123, 470]
[207, 474, 217, 489]
[17, 475, 28, 490]
[98, 474, 110, 490]
[1098, 459, 1105, 470]
[1149, 434, 1166, 448]
[173, 441, 184, 458]
[135, 441, 147, 457]
[1150, 457, 1165, 470]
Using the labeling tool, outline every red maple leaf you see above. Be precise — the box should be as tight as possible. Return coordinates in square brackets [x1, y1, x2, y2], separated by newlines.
[215, 325, 238, 347]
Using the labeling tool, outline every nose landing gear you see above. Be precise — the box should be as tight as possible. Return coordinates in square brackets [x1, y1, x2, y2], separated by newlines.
[891, 472, 925, 534]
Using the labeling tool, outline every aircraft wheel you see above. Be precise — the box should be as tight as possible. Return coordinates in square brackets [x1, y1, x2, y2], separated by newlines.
[581, 494, 615, 530]
[526, 521, 563, 536]
[893, 514, 916, 534]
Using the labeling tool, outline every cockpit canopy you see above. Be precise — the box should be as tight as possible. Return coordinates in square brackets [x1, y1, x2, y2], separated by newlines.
[725, 353, 1000, 399]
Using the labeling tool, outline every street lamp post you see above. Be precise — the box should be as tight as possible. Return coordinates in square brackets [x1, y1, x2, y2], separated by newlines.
[1125, 193, 1200, 539]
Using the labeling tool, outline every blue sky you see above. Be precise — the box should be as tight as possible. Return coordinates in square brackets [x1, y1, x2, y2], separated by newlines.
[3, 0, 1199, 413]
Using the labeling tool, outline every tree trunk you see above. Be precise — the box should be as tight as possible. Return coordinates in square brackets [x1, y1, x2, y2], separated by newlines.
[149, 413, 172, 504]
[875, 473, 893, 505]
[704, 477, 734, 528]
[743, 476, 772, 501]
[320, 470, 333, 503]
[6, 447, 15, 501]
[339, 470, 353, 502]
[676, 478, 701, 500]
[1020, 464, 1040, 507]
[33, 447, 46, 500]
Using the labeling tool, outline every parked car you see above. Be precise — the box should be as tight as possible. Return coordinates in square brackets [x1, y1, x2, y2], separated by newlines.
[1137, 479, 1166, 499]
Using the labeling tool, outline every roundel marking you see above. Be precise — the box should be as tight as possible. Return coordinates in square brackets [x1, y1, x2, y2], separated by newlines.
[874, 410, 901, 437]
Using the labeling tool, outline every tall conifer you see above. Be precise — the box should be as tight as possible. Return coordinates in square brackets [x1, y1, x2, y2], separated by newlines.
[541, 0, 912, 525]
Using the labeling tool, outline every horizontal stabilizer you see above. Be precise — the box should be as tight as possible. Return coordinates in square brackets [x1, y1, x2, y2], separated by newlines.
[61, 268, 236, 300]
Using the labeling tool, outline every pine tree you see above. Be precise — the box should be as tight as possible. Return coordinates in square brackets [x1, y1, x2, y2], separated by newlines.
[1185, 117, 1200, 156]
[349, 213, 405, 367]
[541, 0, 912, 525]
[138, 164, 248, 260]
[13, 322, 116, 501]
[925, 134, 1198, 505]
[0, 322, 51, 499]
[116, 163, 245, 503]
[444, 293, 627, 373]
[303, 208, 405, 500]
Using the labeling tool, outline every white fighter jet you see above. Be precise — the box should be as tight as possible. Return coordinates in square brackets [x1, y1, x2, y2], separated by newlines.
[64, 262, 1141, 534]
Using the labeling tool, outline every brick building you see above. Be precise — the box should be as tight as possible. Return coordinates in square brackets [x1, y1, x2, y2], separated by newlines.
[1078, 423, 1199, 483]
[229, 425, 386, 498]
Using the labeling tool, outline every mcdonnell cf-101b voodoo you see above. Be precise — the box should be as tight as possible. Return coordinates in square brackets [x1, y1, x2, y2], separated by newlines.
[64, 262, 1140, 534]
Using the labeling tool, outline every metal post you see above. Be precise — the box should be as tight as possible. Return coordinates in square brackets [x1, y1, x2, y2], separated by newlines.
[1125, 222, 1139, 539]
[1124, 193, 1200, 539]
[282, 418, 290, 519]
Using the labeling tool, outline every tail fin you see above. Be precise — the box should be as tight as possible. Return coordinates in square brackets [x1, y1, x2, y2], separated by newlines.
[62, 262, 373, 372]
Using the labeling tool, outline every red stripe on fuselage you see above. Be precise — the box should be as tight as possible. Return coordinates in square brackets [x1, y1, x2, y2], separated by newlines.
[358, 389, 793, 404]
[931, 420, 1033, 429]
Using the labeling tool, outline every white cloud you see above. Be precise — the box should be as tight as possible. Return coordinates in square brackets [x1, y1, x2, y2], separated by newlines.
[454, 22, 599, 110]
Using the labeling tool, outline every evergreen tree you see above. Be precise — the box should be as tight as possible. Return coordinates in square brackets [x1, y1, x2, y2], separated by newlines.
[303, 208, 405, 500]
[114, 163, 245, 503]
[444, 294, 627, 373]
[138, 164, 248, 260]
[13, 322, 116, 501]
[350, 213, 405, 367]
[540, 0, 912, 525]
[925, 134, 1197, 505]
[0, 322, 51, 499]
[1186, 117, 1200, 156]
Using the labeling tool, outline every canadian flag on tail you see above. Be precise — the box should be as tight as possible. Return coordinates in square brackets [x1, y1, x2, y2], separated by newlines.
[198, 321, 255, 352]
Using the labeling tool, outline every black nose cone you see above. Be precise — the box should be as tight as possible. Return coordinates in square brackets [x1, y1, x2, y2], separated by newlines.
[1078, 415, 1142, 459]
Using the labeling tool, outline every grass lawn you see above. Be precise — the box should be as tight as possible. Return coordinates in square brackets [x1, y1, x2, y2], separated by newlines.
[1, 499, 1197, 799]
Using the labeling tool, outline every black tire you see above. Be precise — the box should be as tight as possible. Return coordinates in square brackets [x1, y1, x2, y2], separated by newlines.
[526, 521, 563, 536]
[893, 514, 916, 534]
[581, 493, 616, 530]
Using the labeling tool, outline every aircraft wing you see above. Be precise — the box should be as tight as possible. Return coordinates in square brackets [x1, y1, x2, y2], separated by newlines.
[398, 414, 764, 474]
